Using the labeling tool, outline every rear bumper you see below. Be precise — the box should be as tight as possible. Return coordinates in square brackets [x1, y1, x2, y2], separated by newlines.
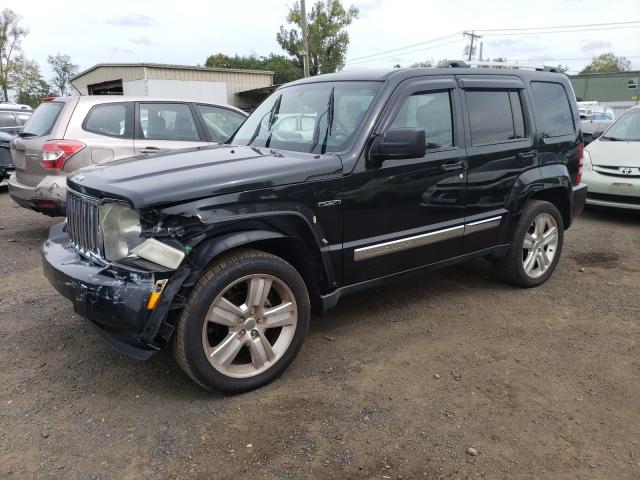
[42, 223, 174, 360]
[7, 173, 66, 216]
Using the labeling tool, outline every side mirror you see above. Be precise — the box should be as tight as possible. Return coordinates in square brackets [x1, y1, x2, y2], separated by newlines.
[368, 128, 426, 166]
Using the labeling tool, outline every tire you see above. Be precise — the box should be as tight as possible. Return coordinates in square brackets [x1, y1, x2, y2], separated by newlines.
[172, 249, 310, 394]
[493, 200, 564, 288]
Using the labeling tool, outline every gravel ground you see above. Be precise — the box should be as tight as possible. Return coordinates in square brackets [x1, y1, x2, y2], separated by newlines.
[1, 190, 639, 480]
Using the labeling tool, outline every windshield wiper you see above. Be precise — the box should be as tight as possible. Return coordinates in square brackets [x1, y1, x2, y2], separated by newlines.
[601, 135, 622, 141]
[245, 94, 282, 146]
[309, 87, 335, 154]
[18, 132, 37, 138]
[264, 94, 283, 148]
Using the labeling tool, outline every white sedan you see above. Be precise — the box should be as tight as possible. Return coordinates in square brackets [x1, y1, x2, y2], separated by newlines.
[583, 106, 640, 210]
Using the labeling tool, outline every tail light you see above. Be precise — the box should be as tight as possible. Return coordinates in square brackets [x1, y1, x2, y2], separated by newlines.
[575, 142, 584, 184]
[41, 140, 86, 170]
[42, 96, 56, 102]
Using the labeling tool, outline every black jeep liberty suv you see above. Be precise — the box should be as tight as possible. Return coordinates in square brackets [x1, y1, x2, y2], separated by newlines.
[42, 63, 588, 393]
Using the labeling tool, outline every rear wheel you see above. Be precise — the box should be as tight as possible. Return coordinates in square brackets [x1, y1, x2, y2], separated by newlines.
[494, 200, 564, 287]
[173, 249, 310, 394]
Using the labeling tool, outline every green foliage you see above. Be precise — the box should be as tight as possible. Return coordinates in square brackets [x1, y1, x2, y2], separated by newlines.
[277, 0, 359, 75]
[10, 55, 50, 107]
[0, 8, 29, 101]
[205, 53, 303, 85]
[410, 59, 434, 68]
[580, 53, 631, 74]
[47, 53, 78, 96]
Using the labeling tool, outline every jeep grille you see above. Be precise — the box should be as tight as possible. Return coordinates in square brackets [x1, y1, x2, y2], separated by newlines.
[66, 190, 101, 256]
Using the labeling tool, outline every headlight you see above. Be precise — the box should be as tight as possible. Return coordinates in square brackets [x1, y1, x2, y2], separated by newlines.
[100, 203, 142, 261]
[583, 149, 593, 171]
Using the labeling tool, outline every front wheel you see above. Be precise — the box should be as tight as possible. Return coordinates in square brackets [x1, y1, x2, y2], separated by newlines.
[493, 200, 564, 287]
[173, 249, 310, 394]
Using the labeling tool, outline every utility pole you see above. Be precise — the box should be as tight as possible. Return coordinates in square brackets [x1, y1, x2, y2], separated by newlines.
[463, 31, 482, 61]
[478, 41, 483, 62]
[301, 0, 310, 77]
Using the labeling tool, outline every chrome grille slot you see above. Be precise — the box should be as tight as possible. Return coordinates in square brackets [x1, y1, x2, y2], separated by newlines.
[67, 190, 101, 257]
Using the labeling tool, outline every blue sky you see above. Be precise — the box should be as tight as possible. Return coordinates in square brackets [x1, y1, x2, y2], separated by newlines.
[5, 0, 640, 81]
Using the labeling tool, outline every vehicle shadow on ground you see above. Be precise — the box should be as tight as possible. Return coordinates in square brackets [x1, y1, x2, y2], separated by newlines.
[581, 205, 640, 224]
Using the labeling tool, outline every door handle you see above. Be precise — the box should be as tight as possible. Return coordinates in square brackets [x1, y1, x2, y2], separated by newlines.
[140, 146, 161, 154]
[517, 150, 537, 160]
[440, 160, 466, 172]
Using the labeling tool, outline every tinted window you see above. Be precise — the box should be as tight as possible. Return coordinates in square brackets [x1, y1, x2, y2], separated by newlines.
[196, 105, 246, 142]
[531, 82, 575, 137]
[84, 103, 128, 137]
[0, 112, 15, 127]
[139, 103, 200, 141]
[466, 90, 525, 145]
[22, 102, 64, 137]
[391, 90, 453, 149]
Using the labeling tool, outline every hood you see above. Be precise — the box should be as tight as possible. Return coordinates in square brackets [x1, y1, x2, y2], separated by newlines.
[585, 138, 640, 167]
[67, 145, 342, 208]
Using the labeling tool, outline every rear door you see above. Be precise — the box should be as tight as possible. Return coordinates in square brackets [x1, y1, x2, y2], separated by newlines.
[134, 102, 209, 155]
[62, 101, 135, 171]
[459, 75, 536, 253]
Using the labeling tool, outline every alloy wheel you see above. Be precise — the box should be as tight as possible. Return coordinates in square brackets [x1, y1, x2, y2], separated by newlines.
[201, 274, 298, 378]
[522, 213, 559, 279]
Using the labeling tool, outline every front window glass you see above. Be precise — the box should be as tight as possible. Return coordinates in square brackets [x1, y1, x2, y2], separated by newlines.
[603, 110, 640, 141]
[390, 90, 453, 149]
[232, 81, 382, 154]
[196, 105, 246, 142]
[22, 102, 64, 137]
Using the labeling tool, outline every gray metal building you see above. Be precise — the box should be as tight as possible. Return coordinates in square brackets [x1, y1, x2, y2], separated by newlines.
[69, 63, 274, 108]
[569, 70, 639, 116]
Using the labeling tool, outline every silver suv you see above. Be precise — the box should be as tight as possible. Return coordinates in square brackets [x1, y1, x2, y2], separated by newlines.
[8, 96, 247, 216]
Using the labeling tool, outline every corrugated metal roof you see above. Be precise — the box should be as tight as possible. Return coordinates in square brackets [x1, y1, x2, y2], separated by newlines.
[71, 63, 273, 81]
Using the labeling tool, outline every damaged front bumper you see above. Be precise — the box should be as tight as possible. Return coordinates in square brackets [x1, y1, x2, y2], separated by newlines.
[41, 223, 187, 360]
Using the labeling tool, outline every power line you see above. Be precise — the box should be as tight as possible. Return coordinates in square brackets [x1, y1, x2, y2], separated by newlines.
[474, 20, 640, 33]
[482, 25, 640, 36]
[346, 32, 461, 62]
[346, 39, 465, 66]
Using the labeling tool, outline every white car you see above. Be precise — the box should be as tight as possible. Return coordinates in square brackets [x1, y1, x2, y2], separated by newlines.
[581, 113, 614, 136]
[0, 101, 32, 111]
[583, 106, 640, 210]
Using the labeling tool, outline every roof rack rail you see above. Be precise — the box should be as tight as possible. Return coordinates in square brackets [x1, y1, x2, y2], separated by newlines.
[437, 60, 561, 73]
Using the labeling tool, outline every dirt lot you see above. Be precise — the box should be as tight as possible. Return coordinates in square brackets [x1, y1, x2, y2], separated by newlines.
[1, 190, 639, 480]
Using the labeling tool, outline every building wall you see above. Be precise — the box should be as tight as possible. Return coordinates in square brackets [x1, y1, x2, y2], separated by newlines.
[123, 79, 228, 104]
[70, 64, 273, 107]
[570, 71, 640, 103]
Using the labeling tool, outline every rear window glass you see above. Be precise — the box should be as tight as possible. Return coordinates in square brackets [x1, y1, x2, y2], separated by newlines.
[531, 82, 575, 137]
[139, 103, 200, 141]
[22, 102, 64, 137]
[466, 90, 526, 144]
[84, 103, 128, 137]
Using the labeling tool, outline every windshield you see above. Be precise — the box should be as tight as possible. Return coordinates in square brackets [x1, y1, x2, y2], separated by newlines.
[22, 102, 64, 137]
[602, 110, 640, 141]
[232, 81, 382, 154]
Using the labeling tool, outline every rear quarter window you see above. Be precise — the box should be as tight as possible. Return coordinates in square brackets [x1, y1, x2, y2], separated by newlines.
[530, 82, 575, 137]
[22, 102, 64, 137]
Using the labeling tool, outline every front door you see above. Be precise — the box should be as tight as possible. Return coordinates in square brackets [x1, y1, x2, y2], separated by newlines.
[341, 76, 467, 285]
[134, 102, 209, 155]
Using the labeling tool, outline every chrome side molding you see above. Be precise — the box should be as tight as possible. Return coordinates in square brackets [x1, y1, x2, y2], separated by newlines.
[354, 216, 503, 261]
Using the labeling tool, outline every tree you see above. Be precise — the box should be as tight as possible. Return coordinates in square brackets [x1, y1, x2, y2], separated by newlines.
[47, 53, 78, 96]
[277, 0, 359, 75]
[10, 56, 50, 107]
[410, 59, 434, 68]
[0, 8, 29, 101]
[205, 53, 303, 84]
[580, 53, 631, 74]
